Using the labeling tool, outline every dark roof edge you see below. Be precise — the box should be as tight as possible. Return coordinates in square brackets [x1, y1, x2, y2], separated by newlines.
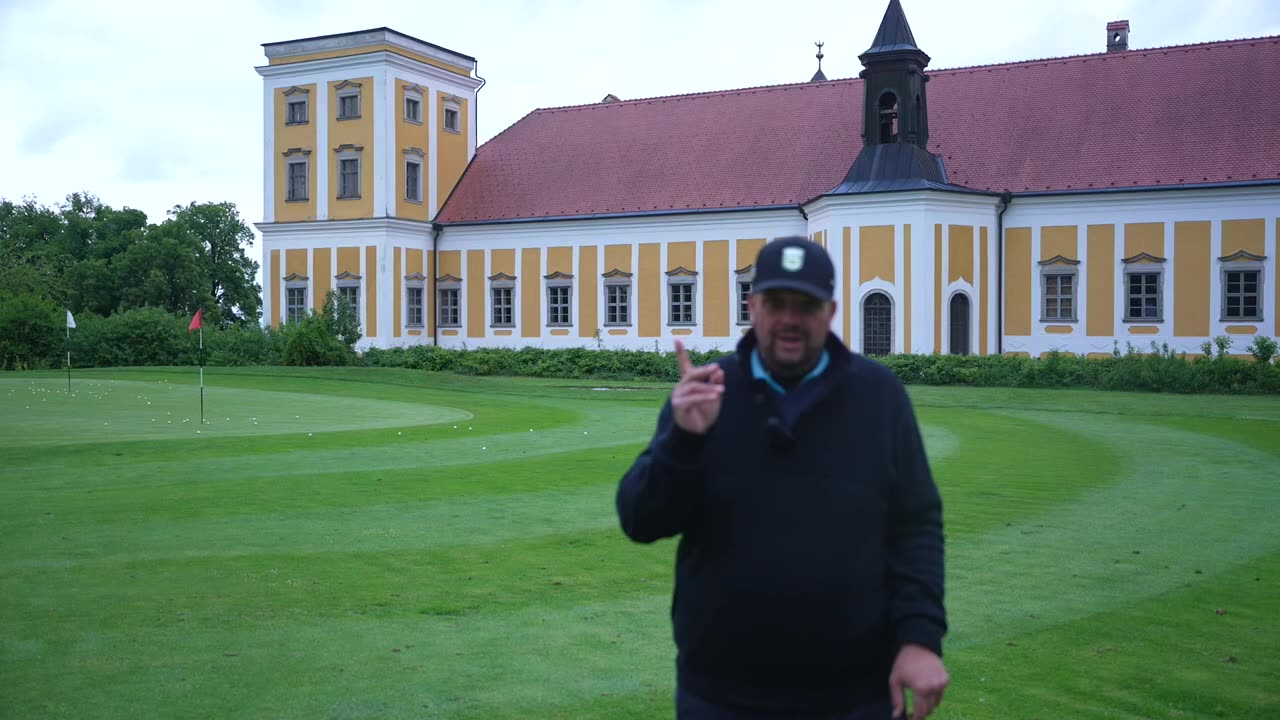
[1011, 178, 1280, 198]
[262, 27, 477, 63]
[438, 204, 801, 227]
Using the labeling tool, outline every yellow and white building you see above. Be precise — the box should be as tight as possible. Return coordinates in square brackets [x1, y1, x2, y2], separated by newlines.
[256, 4, 1280, 357]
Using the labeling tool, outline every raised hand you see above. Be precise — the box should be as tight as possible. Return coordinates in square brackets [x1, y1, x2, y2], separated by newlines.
[671, 339, 724, 435]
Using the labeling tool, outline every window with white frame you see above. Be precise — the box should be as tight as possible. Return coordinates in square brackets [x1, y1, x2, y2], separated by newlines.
[1219, 250, 1266, 321]
[1039, 257, 1078, 322]
[404, 154, 423, 203]
[335, 144, 362, 199]
[405, 273, 425, 327]
[404, 97, 421, 123]
[336, 80, 361, 120]
[667, 269, 697, 325]
[437, 275, 461, 327]
[335, 272, 361, 324]
[546, 273, 573, 326]
[443, 98, 461, 133]
[490, 273, 515, 327]
[284, 87, 309, 125]
[284, 274, 308, 324]
[1121, 253, 1165, 322]
[735, 265, 754, 324]
[602, 269, 632, 326]
[283, 149, 310, 202]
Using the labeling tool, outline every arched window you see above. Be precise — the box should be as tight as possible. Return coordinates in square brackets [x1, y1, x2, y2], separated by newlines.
[949, 293, 971, 355]
[878, 91, 899, 144]
[862, 292, 893, 356]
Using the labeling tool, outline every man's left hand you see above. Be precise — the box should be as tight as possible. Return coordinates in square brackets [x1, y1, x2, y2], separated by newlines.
[889, 643, 948, 719]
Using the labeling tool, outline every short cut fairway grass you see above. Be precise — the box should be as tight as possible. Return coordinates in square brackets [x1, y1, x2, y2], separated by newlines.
[1, 367, 1277, 719]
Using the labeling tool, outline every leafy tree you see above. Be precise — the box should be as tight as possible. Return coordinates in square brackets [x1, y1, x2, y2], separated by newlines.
[164, 202, 262, 326]
[0, 292, 61, 370]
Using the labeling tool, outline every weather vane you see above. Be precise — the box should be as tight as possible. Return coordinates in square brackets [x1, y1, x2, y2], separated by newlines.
[815, 41, 825, 70]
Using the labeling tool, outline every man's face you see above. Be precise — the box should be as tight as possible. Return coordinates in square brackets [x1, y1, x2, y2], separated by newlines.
[749, 289, 837, 378]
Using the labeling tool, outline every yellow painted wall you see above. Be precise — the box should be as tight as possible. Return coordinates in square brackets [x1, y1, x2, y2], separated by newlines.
[668, 242, 695, 272]
[337, 247, 360, 276]
[490, 249, 515, 277]
[269, 44, 472, 78]
[579, 246, 598, 337]
[1222, 219, 1265, 256]
[704, 240, 729, 337]
[313, 248, 332, 311]
[736, 238, 766, 269]
[1124, 223, 1163, 259]
[1041, 226, 1077, 261]
[1087, 225, 1115, 337]
[1005, 228, 1031, 335]
[860, 225, 895, 284]
[948, 225, 974, 284]
[286, 249, 307, 277]
[1224, 325, 1258, 335]
[364, 245, 378, 336]
[467, 249, 484, 337]
[436, 92, 468, 208]
[521, 248, 540, 337]
[843, 227, 852, 344]
[933, 225, 942, 351]
[906, 225, 914, 352]
[437, 250, 461, 278]
[1044, 326, 1073, 334]
[1174, 221, 1210, 337]
[547, 247, 573, 275]
[977, 227, 986, 354]
[395, 79, 430, 221]
[329, 77, 375, 220]
[274, 84, 317, 222]
[605, 244, 631, 273]
[1129, 326, 1159, 335]
[270, 250, 281, 327]
[407, 248, 423, 277]
[639, 244, 660, 337]
[393, 248, 402, 337]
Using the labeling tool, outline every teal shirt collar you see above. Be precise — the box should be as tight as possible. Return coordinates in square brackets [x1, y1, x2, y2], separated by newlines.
[751, 348, 829, 395]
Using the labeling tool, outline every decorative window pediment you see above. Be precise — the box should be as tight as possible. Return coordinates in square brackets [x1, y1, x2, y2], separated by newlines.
[602, 268, 633, 279]
[282, 86, 310, 96]
[403, 83, 426, 95]
[665, 266, 699, 278]
[403, 146, 425, 158]
[335, 80, 362, 90]
[488, 272, 517, 282]
[283, 272, 309, 282]
[1121, 252, 1166, 264]
[544, 271, 575, 281]
[1037, 255, 1080, 267]
[281, 147, 311, 157]
[734, 264, 755, 275]
[334, 143, 364, 153]
[1219, 250, 1267, 263]
[404, 272, 426, 282]
[335, 271, 362, 281]
[436, 273, 462, 284]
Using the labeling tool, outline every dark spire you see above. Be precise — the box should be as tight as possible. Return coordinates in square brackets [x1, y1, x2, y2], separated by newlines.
[860, 0, 929, 64]
[810, 41, 827, 82]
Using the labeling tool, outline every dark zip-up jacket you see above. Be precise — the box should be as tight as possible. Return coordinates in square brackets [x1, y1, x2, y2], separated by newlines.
[616, 331, 946, 714]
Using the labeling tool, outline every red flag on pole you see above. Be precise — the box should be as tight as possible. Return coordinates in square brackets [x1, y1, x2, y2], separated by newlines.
[188, 309, 203, 333]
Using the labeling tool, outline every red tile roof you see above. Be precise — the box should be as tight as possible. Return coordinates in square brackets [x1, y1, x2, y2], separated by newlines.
[437, 36, 1280, 224]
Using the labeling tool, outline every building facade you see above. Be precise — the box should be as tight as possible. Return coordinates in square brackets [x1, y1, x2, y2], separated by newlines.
[256, 3, 1280, 357]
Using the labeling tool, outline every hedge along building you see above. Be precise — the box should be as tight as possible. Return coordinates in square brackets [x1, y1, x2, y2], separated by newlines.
[255, 0, 1280, 357]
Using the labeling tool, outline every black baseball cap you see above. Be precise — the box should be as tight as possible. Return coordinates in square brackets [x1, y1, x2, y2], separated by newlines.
[751, 237, 836, 301]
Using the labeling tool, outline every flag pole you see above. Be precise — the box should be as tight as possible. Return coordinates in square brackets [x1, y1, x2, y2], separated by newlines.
[199, 324, 205, 425]
[66, 321, 71, 393]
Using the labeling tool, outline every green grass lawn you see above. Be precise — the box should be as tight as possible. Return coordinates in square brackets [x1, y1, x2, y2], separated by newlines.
[2, 367, 1277, 719]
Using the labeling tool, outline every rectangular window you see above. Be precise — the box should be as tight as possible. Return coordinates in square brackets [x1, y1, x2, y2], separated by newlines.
[286, 287, 307, 324]
[444, 106, 460, 132]
[1125, 272, 1161, 321]
[337, 285, 360, 321]
[339, 158, 360, 199]
[605, 284, 630, 325]
[286, 160, 308, 201]
[405, 160, 421, 202]
[669, 282, 694, 324]
[286, 99, 308, 124]
[491, 286, 513, 326]
[437, 288, 460, 327]
[1224, 269, 1261, 319]
[406, 287, 424, 326]
[547, 285, 571, 325]
[1042, 273, 1075, 321]
[737, 280, 752, 324]
[338, 93, 360, 119]
[404, 96, 421, 123]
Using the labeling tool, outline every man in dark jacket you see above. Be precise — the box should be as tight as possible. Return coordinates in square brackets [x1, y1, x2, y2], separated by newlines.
[616, 237, 948, 720]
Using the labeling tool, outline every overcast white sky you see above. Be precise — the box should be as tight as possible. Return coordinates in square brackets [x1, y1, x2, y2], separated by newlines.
[3, 0, 1278, 258]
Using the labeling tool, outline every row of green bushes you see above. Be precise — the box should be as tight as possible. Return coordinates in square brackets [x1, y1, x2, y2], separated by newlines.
[6, 304, 1278, 394]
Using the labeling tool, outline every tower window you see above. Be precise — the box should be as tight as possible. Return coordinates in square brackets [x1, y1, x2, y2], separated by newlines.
[878, 91, 898, 144]
[443, 106, 460, 133]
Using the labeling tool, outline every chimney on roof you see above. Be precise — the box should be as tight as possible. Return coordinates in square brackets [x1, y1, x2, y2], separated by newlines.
[1107, 20, 1130, 52]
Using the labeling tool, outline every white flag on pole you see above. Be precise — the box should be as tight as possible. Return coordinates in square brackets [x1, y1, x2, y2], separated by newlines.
[66, 310, 76, 329]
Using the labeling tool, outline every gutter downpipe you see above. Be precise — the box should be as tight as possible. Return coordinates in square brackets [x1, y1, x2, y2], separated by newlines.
[431, 222, 442, 347]
[995, 191, 1012, 356]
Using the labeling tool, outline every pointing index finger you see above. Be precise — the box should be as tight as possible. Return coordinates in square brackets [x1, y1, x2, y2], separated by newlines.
[674, 339, 694, 378]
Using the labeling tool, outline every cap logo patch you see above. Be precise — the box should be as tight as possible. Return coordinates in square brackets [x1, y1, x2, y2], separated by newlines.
[782, 246, 805, 272]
